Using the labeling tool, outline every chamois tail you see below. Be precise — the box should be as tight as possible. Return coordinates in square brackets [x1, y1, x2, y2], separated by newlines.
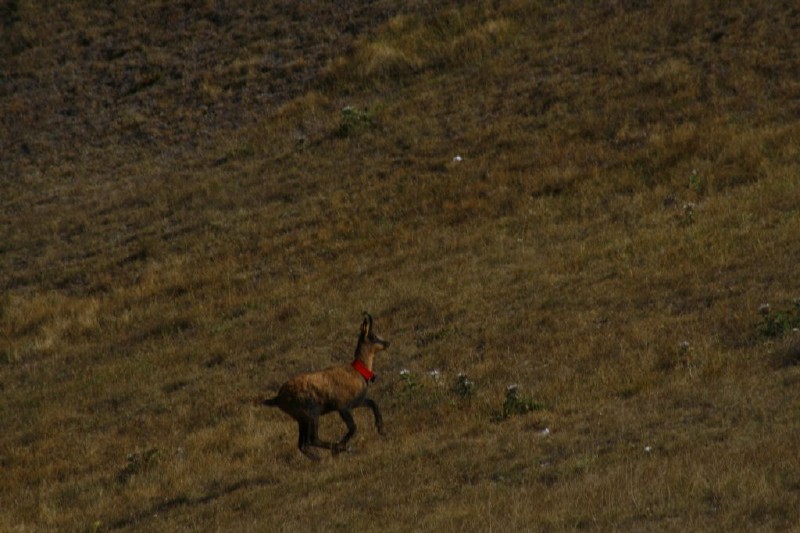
[252, 395, 281, 407]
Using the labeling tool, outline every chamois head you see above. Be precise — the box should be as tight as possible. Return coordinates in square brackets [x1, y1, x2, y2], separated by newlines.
[355, 312, 390, 357]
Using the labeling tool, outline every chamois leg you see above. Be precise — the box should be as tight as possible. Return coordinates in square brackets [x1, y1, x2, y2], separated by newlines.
[297, 418, 320, 461]
[308, 415, 339, 453]
[362, 398, 385, 436]
[334, 409, 357, 453]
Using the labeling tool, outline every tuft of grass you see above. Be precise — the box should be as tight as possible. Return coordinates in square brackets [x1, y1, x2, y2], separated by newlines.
[773, 335, 800, 369]
[1, 293, 100, 361]
[117, 448, 161, 485]
[359, 41, 422, 81]
[323, 7, 516, 89]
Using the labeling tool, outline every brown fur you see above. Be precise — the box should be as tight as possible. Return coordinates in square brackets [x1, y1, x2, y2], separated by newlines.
[259, 313, 390, 460]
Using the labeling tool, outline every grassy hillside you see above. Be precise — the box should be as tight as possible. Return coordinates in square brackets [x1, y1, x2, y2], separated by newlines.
[2, 1, 800, 530]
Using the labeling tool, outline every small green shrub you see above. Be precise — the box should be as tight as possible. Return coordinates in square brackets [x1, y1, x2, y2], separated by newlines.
[497, 385, 546, 421]
[336, 106, 374, 138]
[689, 168, 704, 194]
[758, 301, 800, 339]
[399, 368, 418, 391]
[453, 373, 475, 398]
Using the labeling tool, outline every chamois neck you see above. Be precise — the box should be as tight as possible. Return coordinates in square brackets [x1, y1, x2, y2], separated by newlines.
[354, 342, 375, 370]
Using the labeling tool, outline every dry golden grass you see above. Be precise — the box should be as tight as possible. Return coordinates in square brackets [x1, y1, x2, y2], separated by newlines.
[3, 1, 800, 531]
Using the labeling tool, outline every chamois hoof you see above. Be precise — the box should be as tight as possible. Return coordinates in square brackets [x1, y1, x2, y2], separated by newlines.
[332, 443, 351, 455]
[300, 448, 321, 462]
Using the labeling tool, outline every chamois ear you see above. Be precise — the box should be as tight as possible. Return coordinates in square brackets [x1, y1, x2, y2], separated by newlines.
[361, 312, 373, 339]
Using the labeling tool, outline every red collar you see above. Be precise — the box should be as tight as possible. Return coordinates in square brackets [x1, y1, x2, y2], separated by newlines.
[352, 359, 375, 383]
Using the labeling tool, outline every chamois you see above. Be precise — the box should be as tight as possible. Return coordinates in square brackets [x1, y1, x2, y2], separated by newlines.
[259, 313, 390, 460]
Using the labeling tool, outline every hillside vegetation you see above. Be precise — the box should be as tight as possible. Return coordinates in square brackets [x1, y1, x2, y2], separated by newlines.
[2, 1, 800, 531]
